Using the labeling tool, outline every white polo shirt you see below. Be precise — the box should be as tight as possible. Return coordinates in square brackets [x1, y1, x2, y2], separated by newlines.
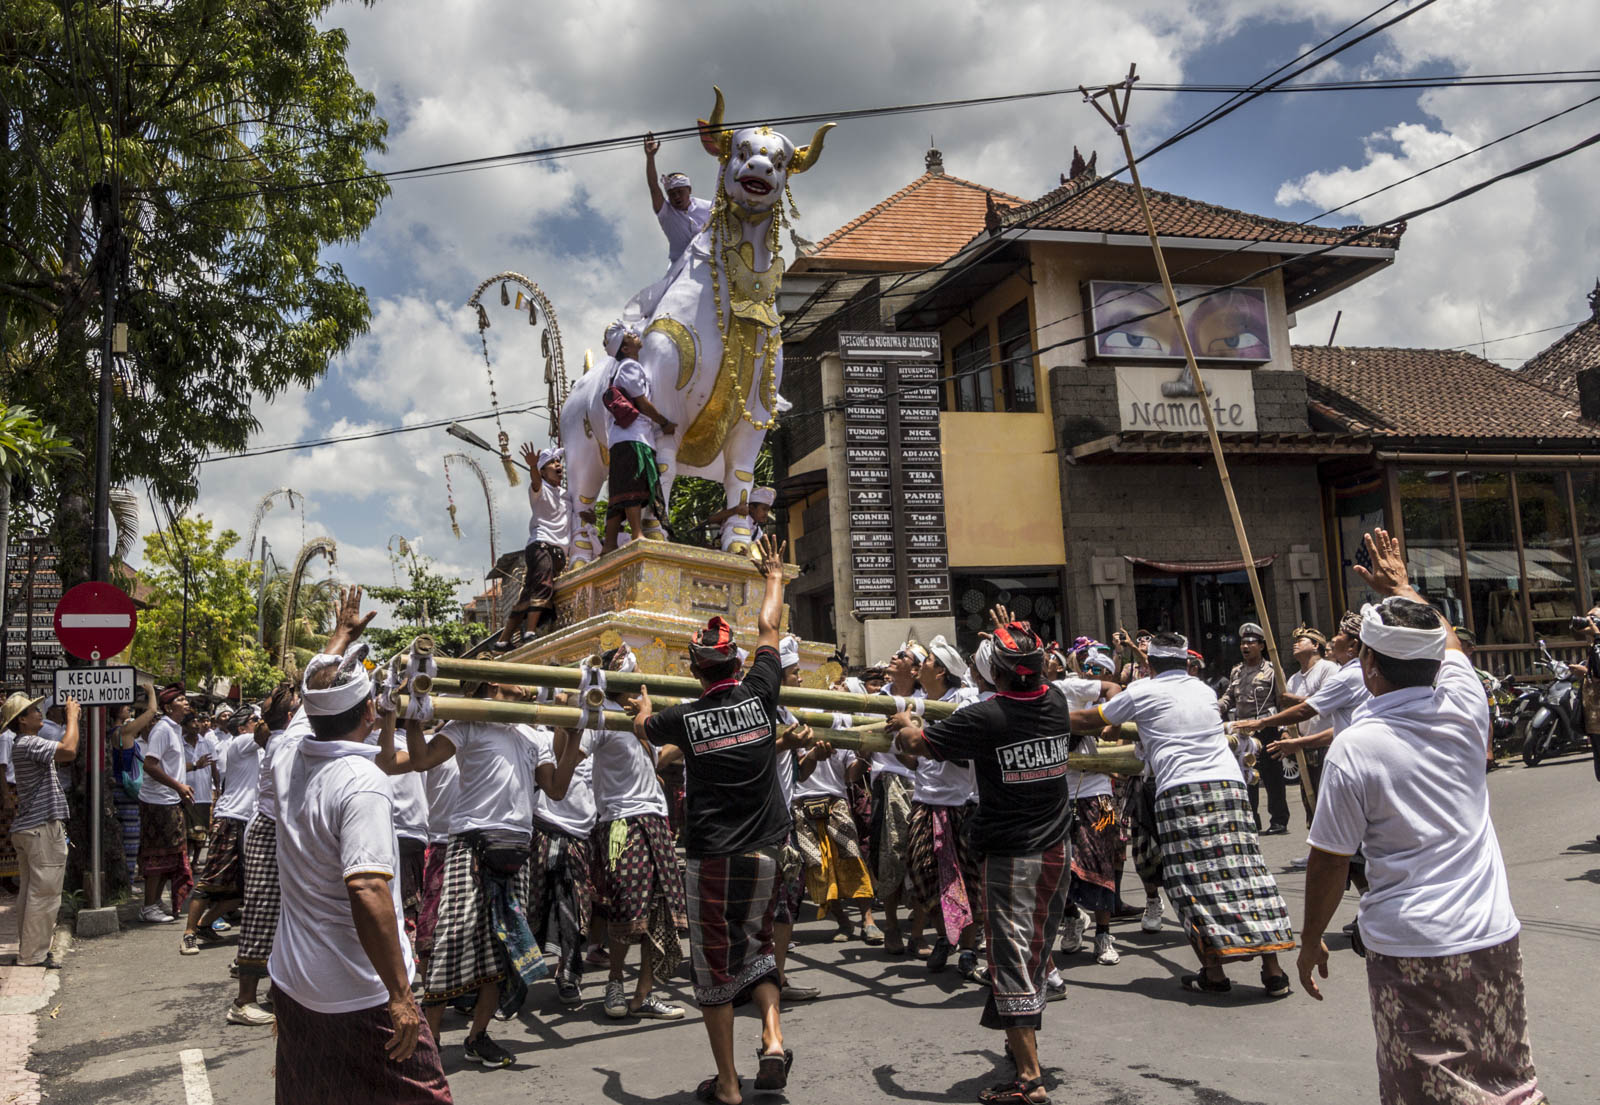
[213, 733, 261, 823]
[1053, 676, 1115, 801]
[140, 717, 186, 806]
[1099, 670, 1244, 795]
[529, 727, 595, 838]
[269, 736, 409, 1014]
[912, 686, 979, 807]
[583, 718, 668, 822]
[423, 752, 460, 845]
[440, 721, 539, 835]
[1305, 657, 1371, 738]
[1309, 651, 1518, 957]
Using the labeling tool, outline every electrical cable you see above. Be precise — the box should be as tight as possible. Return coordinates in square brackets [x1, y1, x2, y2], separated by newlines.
[197, 401, 549, 463]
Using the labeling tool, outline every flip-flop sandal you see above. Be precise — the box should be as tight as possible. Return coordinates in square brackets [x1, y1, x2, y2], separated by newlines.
[695, 1075, 740, 1104]
[1180, 973, 1232, 994]
[861, 924, 885, 946]
[754, 1048, 794, 1091]
[978, 1077, 1050, 1104]
[1261, 972, 1293, 998]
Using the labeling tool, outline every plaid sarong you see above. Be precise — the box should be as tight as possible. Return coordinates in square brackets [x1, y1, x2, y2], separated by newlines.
[272, 988, 454, 1105]
[1068, 794, 1120, 915]
[422, 834, 540, 1007]
[907, 801, 983, 945]
[773, 830, 805, 928]
[195, 815, 246, 901]
[400, 837, 427, 946]
[1121, 775, 1163, 888]
[792, 796, 874, 918]
[1155, 780, 1295, 961]
[591, 814, 687, 980]
[529, 823, 594, 986]
[138, 801, 194, 908]
[238, 814, 280, 978]
[416, 842, 448, 960]
[869, 772, 913, 896]
[980, 842, 1069, 1030]
[686, 847, 781, 1006]
[1366, 935, 1545, 1105]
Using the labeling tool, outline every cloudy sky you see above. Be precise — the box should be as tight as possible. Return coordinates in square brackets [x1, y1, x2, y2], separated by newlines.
[155, 0, 1600, 624]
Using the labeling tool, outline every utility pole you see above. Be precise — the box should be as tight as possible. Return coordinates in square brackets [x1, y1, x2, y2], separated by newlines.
[180, 554, 191, 682]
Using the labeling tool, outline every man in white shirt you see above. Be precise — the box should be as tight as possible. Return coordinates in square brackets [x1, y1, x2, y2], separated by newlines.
[644, 133, 712, 264]
[493, 444, 571, 652]
[790, 699, 876, 946]
[139, 686, 196, 924]
[182, 712, 219, 867]
[234, 681, 300, 1027]
[527, 720, 595, 1008]
[768, 636, 822, 1001]
[600, 321, 677, 553]
[1299, 528, 1543, 1105]
[266, 590, 453, 1105]
[182, 711, 264, 956]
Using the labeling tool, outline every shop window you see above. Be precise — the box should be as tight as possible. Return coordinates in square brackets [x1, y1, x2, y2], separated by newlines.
[951, 327, 995, 412]
[1516, 471, 1581, 637]
[1398, 468, 1466, 628]
[1571, 470, 1600, 612]
[952, 572, 1062, 655]
[996, 302, 1037, 412]
[1457, 471, 1522, 644]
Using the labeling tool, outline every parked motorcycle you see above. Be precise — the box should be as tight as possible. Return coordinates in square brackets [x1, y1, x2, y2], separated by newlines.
[1521, 641, 1586, 766]
[1486, 674, 1525, 759]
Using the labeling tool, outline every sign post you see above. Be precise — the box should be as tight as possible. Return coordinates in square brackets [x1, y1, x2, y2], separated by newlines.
[53, 582, 138, 911]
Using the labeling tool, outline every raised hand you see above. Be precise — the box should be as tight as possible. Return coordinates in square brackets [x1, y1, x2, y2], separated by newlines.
[328, 585, 377, 653]
[755, 534, 787, 580]
[1353, 528, 1411, 599]
[988, 603, 1014, 629]
[644, 132, 661, 158]
[520, 442, 539, 468]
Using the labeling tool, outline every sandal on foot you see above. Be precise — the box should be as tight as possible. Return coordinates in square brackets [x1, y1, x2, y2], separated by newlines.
[1261, 971, 1292, 998]
[979, 1076, 1050, 1104]
[1180, 972, 1232, 994]
[754, 1047, 794, 1090]
[695, 1075, 739, 1104]
[861, 923, 885, 946]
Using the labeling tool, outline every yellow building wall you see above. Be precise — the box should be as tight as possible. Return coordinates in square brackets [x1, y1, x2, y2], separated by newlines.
[939, 410, 1065, 568]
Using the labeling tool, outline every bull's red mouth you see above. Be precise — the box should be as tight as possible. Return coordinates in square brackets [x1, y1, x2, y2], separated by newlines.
[737, 176, 772, 195]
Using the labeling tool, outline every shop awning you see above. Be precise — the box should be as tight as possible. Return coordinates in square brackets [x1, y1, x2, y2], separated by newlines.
[1071, 430, 1371, 463]
[1125, 554, 1276, 574]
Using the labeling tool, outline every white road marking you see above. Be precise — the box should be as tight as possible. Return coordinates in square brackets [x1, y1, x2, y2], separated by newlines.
[178, 1049, 214, 1105]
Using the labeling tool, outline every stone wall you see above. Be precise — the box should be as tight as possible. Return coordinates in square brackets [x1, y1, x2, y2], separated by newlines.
[1049, 363, 1313, 450]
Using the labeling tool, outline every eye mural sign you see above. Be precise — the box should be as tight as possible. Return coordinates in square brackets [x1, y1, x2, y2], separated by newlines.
[839, 331, 953, 618]
[1086, 281, 1273, 363]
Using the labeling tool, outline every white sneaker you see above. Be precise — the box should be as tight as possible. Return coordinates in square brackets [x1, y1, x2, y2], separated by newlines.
[1044, 966, 1067, 1001]
[226, 1001, 276, 1027]
[1094, 931, 1120, 965]
[1140, 896, 1164, 933]
[1289, 854, 1310, 870]
[140, 905, 176, 924]
[1059, 908, 1086, 954]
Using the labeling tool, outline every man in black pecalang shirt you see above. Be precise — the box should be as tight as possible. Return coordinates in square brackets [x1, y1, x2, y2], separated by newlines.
[632, 534, 797, 1104]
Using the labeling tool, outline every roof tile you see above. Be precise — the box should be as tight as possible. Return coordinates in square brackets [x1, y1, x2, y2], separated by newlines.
[1518, 316, 1600, 401]
[806, 171, 1024, 268]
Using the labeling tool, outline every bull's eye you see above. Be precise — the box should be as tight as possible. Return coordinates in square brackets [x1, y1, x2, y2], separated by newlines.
[738, 141, 752, 160]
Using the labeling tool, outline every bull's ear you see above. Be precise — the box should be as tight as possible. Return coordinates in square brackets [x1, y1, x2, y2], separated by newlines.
[699, 85, 730, 158]
[790, 122, 835, 174]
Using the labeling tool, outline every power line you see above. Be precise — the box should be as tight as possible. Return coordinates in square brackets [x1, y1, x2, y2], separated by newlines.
[197, 401, 549, 463]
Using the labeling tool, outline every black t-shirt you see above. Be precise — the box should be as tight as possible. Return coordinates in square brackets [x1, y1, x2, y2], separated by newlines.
[644, 645, 792, 858]
[920, 686, 1075, 856]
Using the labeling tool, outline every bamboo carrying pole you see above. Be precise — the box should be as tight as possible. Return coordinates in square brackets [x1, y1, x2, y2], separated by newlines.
[394, 693, 1147, 774]
[406, 650, 962, 721]
[1082, 67, 1316, 807]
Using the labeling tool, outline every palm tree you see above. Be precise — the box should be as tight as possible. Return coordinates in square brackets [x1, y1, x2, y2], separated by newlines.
[257, 570, 337, 666]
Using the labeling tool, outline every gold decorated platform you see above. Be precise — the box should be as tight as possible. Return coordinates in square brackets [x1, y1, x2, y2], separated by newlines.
[504, 540, 840, 686]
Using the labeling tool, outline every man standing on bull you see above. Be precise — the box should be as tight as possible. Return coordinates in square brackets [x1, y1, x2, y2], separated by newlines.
[644, 133, 712, 264]
[600, 320, 676, 553]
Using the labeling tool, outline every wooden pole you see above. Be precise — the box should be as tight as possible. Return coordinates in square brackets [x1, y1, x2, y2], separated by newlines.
[1081, 66, 1315, 807]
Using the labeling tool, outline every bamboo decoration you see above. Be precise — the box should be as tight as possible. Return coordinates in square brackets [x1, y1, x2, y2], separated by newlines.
[1081, 66, 1314, 806]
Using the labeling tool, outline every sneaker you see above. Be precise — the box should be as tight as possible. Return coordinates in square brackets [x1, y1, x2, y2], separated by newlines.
[957, 949, 984, 982]
[604, 980, 629, 1019]
[464, 1030, 514, 1068]
[226, 1001, 275, 1027]
[631, 995, 684, 1020]
[556, 979, 583, 1007]
[926, 937, 953, 973]
[140, 905, 176, 924]
[1094, 932, 1120, 965]
[1045, 967, 1067, 1001]
[210, 918, 232, 932]
[180, 932, 199, 956]
[1060, 908, 1086, 954]
[1140, 896, 1164, 933]
[1289, 854, 1310, 870]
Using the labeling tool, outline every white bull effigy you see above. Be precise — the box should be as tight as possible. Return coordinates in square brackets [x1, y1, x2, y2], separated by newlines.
[560, 87, 833, 565]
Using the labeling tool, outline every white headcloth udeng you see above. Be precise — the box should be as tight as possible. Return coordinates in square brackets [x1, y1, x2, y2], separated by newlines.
[1359, 600, 1446, 661]
[928, 634, 968, 680]
[1146, 636, 1189, 660]
[537, 445, 564, 469]
[778, 634, 801, 669]
[603, 320, 635, 358]
[302, 649, 374, 716]
[973, 638, 996, 685]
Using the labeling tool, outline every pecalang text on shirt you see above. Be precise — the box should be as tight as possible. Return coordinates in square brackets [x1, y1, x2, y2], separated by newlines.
[996, 732, 1073, 783]
[683, 698, 772, 755]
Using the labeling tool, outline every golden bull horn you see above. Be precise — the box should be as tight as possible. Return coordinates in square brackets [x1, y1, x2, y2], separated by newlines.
[790, 122, 835, 174]
[699, 85, 731, 158]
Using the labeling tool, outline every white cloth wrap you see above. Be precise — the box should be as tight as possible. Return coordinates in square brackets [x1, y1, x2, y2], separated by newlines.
[302, 650, 374, 716]
[778, 634, 801, 669]
[973, 639, 996, 686]
[1147, 639, 1189, 660]
[577, 664, 609, 731]
[378, 659, 434, 722]
[928, 634, 968, 680]
[1359, 600, 1447, 661]
[603, 319, 634, 358]
[537, 445, 564, 469]
[750, 486, 776, 506]
[841, 676, 867, 695]
[890, 695, 925, 718]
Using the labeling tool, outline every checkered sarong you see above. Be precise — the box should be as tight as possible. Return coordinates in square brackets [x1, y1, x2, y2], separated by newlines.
[238, 814, 280, 978]
[1155, 780, 1295, 961]
[592, 814, 685, 980]
[528, 823, 594, 985]
[686, 847, 781, 1006]
[981, 842, 1069, 1031]
[195, 815, 246, 901]
[422, 834, 536, 1004]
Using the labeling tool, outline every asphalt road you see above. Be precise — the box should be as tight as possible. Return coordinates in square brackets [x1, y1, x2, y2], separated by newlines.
[30, 751, 1600, 1105]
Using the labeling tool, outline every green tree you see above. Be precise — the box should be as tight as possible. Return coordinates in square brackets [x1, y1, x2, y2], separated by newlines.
[257, 569, 337, 667]
[1, 0, 388, 586]
[667, 444, 775, 547]
[0, 404, 77, 618]
[130, 515, 261, 689]
[364, 549, 476, 658]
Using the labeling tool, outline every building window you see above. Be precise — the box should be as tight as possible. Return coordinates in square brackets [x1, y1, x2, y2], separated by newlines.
[1515, 470, 1581, 638]
[951, 327, 995, 412]
[996, 302, 1037, 412]
[1572, 471, 1600, 611]
[952, 571, 1061, 655]
[1398, 468, 1466, 628]
[1457, 470, 1522, 644]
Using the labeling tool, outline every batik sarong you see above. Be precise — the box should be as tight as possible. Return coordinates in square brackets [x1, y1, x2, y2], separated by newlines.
[272, 989, 454, 1105]
[195, 815, 245, 901]
[869, 772, 913, 896]
[772, 829, 806, 928]
[791, 796, 873, 919]
[1366, 935, 1544, 1105]
[1068, 794, 1120, 915]
[907, 801, 983, 945]
[1155, 779, 1295, 961]
[137, 801, 194, 907]
[591, 813, 686, 980]
[416, 842, 448, 960]
[980, 842, 1069, 1030]
[685, 847, 781, 1006]
[529, 822, 594, 985]
[399, 837, 427, 947]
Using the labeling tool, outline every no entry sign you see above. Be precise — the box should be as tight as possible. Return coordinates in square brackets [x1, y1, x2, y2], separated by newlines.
[53, 582, 138, 661]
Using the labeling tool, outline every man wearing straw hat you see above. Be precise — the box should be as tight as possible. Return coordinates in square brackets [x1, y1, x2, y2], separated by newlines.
[3, 690, 80, 969]
[630, 534, 798, 1103]
[1299, 529, 1544, 1105]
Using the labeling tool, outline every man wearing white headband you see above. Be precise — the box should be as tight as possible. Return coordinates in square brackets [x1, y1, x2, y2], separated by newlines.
[865, 641, 926, 954]
[1079, 629, 1295, 999]
[1299, 529, 1542, 1104]
[494, 441, 571, 652]
[644, 132, 711, 263]
[601, 320, 676, 554]
[708, 484, 776, 549]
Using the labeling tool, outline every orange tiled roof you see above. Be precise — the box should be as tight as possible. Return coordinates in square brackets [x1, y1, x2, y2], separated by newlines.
[999, 173, 1405, 250]
[1294, 345, 1600, 442]
[805, 169, 1024, 270]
